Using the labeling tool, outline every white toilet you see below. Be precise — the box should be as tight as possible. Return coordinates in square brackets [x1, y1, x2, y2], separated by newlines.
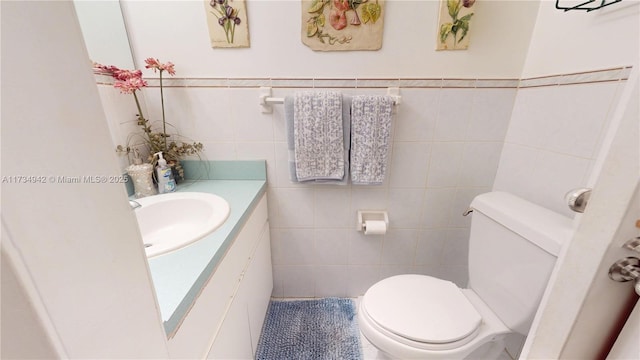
[358, 191, 574, 359]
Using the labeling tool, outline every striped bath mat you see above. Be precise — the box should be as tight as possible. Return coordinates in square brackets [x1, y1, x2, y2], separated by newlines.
[255, 298, 363, 360]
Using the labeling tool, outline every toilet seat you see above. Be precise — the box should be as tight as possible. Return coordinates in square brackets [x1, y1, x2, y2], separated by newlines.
[361, 275, 483, 350]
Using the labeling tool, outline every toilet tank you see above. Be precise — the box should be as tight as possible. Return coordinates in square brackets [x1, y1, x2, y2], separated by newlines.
[468, 192, 574, 336]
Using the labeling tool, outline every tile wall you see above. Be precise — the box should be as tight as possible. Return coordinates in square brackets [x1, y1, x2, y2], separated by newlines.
[494, 67, 631, 217]
[97, 67, 630, 298]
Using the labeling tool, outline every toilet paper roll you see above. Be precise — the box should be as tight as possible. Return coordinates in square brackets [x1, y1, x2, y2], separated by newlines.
[364, 220, 387, 235]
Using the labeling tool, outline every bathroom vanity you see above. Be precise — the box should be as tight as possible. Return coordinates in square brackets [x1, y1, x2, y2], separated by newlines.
[142, 161, 272, 358]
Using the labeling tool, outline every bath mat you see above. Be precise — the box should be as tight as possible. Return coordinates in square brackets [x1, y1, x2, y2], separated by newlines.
[255, 298, 363, 360]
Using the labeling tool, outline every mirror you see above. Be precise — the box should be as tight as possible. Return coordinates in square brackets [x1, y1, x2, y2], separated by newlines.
[73, 0, 135, 69]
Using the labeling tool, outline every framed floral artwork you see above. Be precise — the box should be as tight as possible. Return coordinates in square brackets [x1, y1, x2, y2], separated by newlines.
[205, 0, 250, 48]
[301, 0, 385, 51]
[436, 0, 475, 50]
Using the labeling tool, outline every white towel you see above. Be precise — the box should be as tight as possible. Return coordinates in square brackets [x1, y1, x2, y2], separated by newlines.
[350, 95, 393, 185]
[287, 91, 346, 182]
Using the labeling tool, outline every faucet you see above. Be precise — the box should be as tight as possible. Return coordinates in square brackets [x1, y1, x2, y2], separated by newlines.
[129, 200, 142, 210]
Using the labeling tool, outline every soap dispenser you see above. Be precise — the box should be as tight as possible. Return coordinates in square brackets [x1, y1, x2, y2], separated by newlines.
[155, 152, 176, 194]
[126, 150, 156, 198]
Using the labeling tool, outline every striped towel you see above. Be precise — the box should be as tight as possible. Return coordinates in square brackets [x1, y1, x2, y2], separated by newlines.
[350, 95, 393, 185]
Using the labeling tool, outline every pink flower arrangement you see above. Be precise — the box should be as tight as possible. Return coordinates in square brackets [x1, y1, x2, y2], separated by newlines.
[94, 63, 147, 94]
[144, 58, 176, 76]
[143, 58, 176, 152]
[94, 59, 202, 174]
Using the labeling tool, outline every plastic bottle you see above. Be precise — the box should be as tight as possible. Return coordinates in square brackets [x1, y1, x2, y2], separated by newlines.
[155, 152, 176, 194]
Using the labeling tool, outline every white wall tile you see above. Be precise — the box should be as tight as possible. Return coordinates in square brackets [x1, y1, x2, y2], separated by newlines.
[427, 142, 465, 187]
[269, 188, 315, 228]
[314, 188, 351, 227]
[466, 88, 516, 141]
[198, 142, 237, 160]
[421, 188, 457, 229]
[441, 228, 471, 267]
[145, 87, 235, 143]
[389, 142, 431, 188]
[439, 264, 469, 287]
[458, 142, 503, 187]
[315, 229, 348, 265]
[434, 89, 474, 141]
[381, 229, 418, 265]
[271, 228, 316, 265]
[504, 87, 554, 149]
[281, 265, 315, 298]
[379, 265, 415, 279]
[269, 228, 284, 265]
[496, 81, 620, 220]
[394, 89, 439, 141]
[387, 188, 425, 228]
[415, 229, 447, 266]
[347, 265, 380, 297]
[542, 82, 617, 158]
[348, 231, 383, 265]
[412, 265, 444, 278]
[315, 266, 348, 297]
[229, 88, 275, 142]
[271, 265, 285, 297]
[493, 143, 539, 199]
[592, 81, 625, 160]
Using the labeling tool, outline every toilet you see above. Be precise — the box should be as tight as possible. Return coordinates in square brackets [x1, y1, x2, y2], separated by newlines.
[358, 191, 574, 359]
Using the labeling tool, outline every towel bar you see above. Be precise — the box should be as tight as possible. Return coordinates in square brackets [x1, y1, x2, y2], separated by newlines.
[259, 86, 401, 113]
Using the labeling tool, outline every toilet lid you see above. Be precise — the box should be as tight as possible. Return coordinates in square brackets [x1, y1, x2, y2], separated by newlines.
[362, 275, 482, 344]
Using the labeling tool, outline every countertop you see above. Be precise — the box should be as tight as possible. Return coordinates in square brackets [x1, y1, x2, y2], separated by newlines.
[144, 177, 266, 334]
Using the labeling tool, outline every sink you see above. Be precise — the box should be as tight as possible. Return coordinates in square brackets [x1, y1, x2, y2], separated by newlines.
[134, 192, 230, 258]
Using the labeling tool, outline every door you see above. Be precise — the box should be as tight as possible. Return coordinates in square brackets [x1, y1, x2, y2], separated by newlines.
[520, 65, 639, 359]
[607, 299, 640, 359]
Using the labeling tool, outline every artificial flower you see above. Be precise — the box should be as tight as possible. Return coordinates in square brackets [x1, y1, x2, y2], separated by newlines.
[463, 0, 475, 8]
[333, 0, 350, 12]
[144, 58, 176, 76]
[330, 9, 347, 30]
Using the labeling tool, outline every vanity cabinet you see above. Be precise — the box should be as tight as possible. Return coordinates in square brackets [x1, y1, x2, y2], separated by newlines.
[208, 221, 272, 359]
[167, 194, 272, 359]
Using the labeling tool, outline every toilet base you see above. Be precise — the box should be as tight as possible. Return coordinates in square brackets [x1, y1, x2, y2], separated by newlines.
[361, 331, 506, 360]
[358, 289, 511, 359]
[462, 339, 506, 360]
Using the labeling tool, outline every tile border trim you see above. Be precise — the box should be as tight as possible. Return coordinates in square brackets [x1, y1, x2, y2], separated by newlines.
[95, 66, 632, 90]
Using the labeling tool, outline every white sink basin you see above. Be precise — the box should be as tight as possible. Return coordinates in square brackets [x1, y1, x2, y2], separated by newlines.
[134, 192, 230, 258]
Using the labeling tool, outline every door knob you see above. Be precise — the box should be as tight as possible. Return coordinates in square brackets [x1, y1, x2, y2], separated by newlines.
[565, 188, 592, 213]
[609, 257, 640, 296]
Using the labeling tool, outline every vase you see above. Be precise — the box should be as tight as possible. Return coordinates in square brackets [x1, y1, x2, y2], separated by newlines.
[127, 163, 157, 198]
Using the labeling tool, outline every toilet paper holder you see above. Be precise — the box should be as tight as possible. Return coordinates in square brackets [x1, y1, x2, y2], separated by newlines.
[357, 210, 389, 232]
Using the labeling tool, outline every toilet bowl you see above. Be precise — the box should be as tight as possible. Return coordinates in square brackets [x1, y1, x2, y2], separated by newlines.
[358, 192, 574, 359]
[358, 275, 509, 359]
